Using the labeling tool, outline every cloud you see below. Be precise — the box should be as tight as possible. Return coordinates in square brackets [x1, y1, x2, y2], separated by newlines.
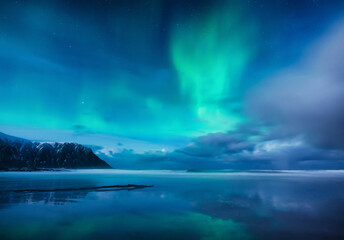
[176, 132, 254, 158]
[247, 18, 344, 150]
[95, 129, 344, 170]
[177, 132, 344, 169]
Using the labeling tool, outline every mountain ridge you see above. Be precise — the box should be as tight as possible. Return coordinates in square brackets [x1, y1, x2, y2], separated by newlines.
[0, 132, 112, 170]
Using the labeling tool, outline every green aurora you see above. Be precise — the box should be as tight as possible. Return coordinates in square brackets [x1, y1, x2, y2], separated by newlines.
[171, 2, 256, 132]
[0, 0, 257, 139]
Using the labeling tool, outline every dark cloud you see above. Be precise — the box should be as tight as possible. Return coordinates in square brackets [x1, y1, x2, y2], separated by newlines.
[178, 132, 344, 169]
[94, 130, 344, 170]
[176, 132, 254, 158]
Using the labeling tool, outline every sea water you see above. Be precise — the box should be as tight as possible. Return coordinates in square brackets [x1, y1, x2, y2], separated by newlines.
[0, 170, 344, 240]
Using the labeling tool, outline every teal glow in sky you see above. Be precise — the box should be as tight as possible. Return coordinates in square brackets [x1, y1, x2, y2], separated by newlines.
[0, 0, 256, 139]
[1, 0, 344, 152]
[171, 2, 256, 131]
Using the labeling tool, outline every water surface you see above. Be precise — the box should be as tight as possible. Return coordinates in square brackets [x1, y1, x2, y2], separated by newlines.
[0, 170, 344, 240]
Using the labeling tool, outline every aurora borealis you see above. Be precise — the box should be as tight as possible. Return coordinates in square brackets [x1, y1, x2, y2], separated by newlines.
[1, 0, 259, 137]
[170, 1, 256, 131]
[1, 0, 344, 169]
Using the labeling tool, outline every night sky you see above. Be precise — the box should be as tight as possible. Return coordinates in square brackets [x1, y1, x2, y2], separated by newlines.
[1, 0, 344, 169]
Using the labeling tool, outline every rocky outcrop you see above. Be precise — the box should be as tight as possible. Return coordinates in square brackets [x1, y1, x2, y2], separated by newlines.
[0, 132, 112, 170]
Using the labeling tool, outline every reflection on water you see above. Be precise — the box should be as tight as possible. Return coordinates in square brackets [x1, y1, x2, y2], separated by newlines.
[0, 178, 93, 207]
[0, 170, 344, 240]
[0, 190, 88, 206]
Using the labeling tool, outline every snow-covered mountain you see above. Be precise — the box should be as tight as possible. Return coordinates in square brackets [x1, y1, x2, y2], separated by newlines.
[0, 132, 112, 170]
